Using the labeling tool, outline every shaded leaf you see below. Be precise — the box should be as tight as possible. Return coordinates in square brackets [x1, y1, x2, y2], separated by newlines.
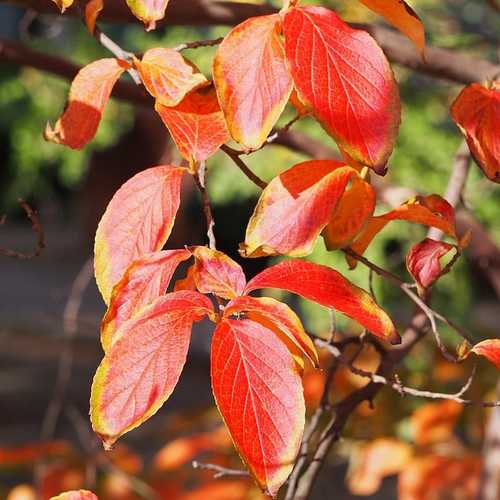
[50, 491, 97, 500]
[126, 0, 169, 30]
[471, 339, 500, 369]
[84, 0, 103, 34]
[174, 263, 197, 292]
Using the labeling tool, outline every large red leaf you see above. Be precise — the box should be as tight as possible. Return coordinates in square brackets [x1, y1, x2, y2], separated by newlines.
[241, 160, 357, 257]
[451, 83, 500, 183]
[126, 0, 169, 30]
[245, 259, 399, 344]
[283, 6, 401, 174]
[156, 86, 230, 164]
[91, 291, 213, 448]
[101, 249, 191, 351]
[471, 339, 500, 369]
[211, 318, 305, 496]
[94, 165, 185, 305]
[213, 14, 293, 150]
[45, 58, 129, 149]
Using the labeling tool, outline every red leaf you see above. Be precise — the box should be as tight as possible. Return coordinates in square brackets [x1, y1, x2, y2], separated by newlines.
[101, 249, 191, 351]
[126, 0, 169, 30]
[50, 491, 98, 500]
[84, 0, 103, 34]
[241, 160, 357, 257]
[94, 165, 185, 305]
[451, 83, 500, 183]
[91, 291, 213, 448]
[283, 6, 401, 174]
[213, 14, 293, 150]
[245, 259, 399, 344]
[471, 339, 500, 369]
[156, 86, 230, 164]
[211, 318, 305, 496]
[45, 59, 130, 149]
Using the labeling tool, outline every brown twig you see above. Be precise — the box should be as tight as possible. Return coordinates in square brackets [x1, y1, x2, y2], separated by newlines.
[191, 460, 249, 479]
[173, 36, 224, 51]
[193, 161, 217, 249]
[220, 145, 268, 190]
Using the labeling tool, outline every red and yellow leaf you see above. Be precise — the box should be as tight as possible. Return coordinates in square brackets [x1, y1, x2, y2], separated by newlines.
[101, 249, 191, 351]
[94, 165, 185, 305]
[213, 14, 293, 150]
[135, 48, 207, 106]
[245, 259, 399, 344]
[84, 0, 103, 34]
[471, 339, 500, 369]
[50, 0, 74, 13]
[451, 83, 500, 183]
[211, 319, 305, 496]
[283, 6, 400, 174]
[91, 291, 213, 448]
[126, 0, 169, 30]
[241, 160, 357, 257]
[45, 58, 129, 149]
[50, 491, 98, 500]
[156, 86, 230, 164]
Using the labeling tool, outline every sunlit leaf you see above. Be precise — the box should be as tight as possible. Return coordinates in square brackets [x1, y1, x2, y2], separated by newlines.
[50, 491, 98, 500]
[84, 0, 103, 34]
[50, 0, 74, 13]
[126, 0, 169, 30]
[471, 339, 500, 369]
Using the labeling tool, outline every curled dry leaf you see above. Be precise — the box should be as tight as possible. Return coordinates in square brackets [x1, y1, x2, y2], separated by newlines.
[50, 491, 98, 500]
[470, 339, 500, 369]
[84, 0, 104, 34]
[45, 58, 130, 149]
[126, 0, 169, 30]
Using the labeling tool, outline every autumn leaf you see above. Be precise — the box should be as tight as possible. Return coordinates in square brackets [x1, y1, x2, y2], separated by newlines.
[241, 160, 357, 257]
[45, 59, 130, 149]
[245, 259, 399, 344]
[101, 249, 191, 351]
[471, 339, 500, 368]
[211, 318, 305, 496]
[50, 0, 74, 13]
[84, 0, 103, 34]
[213, 14, 293, 150]
[283, 6, 400, 174]
[126, 0, 169, 30]
[134, 48, 207, 106]
[91, 291, 213, 449]
[451, 83, 500, 183]
[156, 86, 230, 164]
[94, 165, 185, 305]
[174, 263, 197, 292]
[50, 491, 98, 500]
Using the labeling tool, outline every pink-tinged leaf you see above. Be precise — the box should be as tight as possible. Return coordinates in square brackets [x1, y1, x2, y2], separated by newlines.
[471, 339, 500, 369]
[94, 165, 185, 305]
[134, 48, 207, 106]
[224, 295, 318, 366]
[101, 249, 191, 351]
[84, 0, 103, 34]
[156, 86, 230, 164]
[283, 6, 401, 174]
[211, 319, 305, 496]
[190, 246, 246, 300]
[245, 259, 399, 344]
[213, 14, 293, 150]
[91, 291, 213, 448]
[241, 160, 357, 257]
[44, 59, 130, 149]
[406, 238, 454, 289]
[126, 0, 169, 30]
[50, 490, 98, 500]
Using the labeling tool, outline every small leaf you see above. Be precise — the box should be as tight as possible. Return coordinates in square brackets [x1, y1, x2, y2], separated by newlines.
[471, 339, 500, 369]
[241, 160, 357, 257]
[174, 263, 197, 292]
[91, 291, 213, 448]
[283, 6, 401, 174]
[50, 491, 98, 500]
[94, 165, 185, 305]
[245, 259, 399, 344]
[211, 318, 305, 496]
[50, 0, 74, 13]
[84, 0, 103, 34]
[45, 59, 129, 149]
[156, 86, 230, 164]
[213, 14, 293, 150]
[134, 48, 207, 106]
[101, 249, 191, 351]
[126, 0, 169, 30]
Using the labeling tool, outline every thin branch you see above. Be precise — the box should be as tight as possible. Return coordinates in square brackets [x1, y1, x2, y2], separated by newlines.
[220, 145, 268, 190]
[265, 113, 302, 145]
[193, 161, 216, 249]
[173, 36, 224, 51]
[191, 460, 249, 479]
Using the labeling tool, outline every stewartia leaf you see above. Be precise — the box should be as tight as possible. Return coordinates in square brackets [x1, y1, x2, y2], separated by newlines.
[213, 14, 293, 150]
[211, 318, 305, 496]
[50, 491, 98, 500]
[245, 259, 399, 344]
[134, 48, 207, 107]
[126, 0, 169, 31]
[49, 0, 74, 13]
[91, 291, 213, 449]
[190, 246, 246, 300]
[451, 83, 500, 183]
[84, 0, 103, 34]
[406, 238, 454, 290]
[224, 295, 318, 366]
[241, 160, 357, 257]
[156, 86, 230, 164]
[283, 6, 401, 174]
[101, 249, 191, 351]
[45, 58, 130, 149]
[94, 165, 185, 305]
[470, 339, 500, 369]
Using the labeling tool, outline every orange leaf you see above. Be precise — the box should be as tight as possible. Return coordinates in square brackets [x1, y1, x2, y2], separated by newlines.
[91, 291, 213, 448]
[174, 263, 197, 292]
[211, 319, 305, 496]
[156, 86, 230, 164]
[241, 160, 357, 257]
[213, 14, 293, 150]
[451, 83, 500, 183]
[50, 0, 74, 13]
[471, 339, 500, 369]
[245, 259, 399, 344]
[6, 485, 36, 500]
[94, 165, 185, 305]
[126, 0, 169, 30]
[84, 0, 103, 34]
[135, 48, 207, 106]
[101, 249, 191, 351]
[283, 6, 401, 174]
[0, 441, 72, 467]
[180, 481, 255, 500]
[50, 491, 97, 500]
[45, 58, 129, 149]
